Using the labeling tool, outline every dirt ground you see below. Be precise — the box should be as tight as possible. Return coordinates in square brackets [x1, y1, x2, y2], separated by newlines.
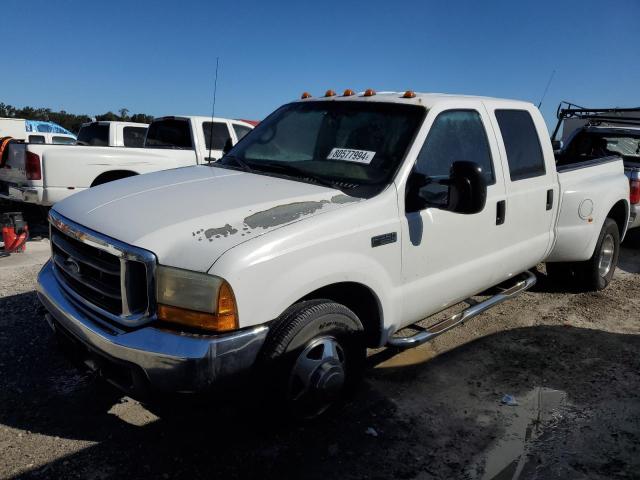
[1, 207, 639, 480]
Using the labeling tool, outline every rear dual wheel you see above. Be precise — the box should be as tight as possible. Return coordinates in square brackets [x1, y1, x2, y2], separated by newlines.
[547, 218, 620, 291]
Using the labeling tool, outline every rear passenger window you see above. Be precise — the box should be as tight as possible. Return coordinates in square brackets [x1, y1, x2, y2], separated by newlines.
[29, 135, 45, 144]
[123, 127, 147, 147]
[495, 110, 546, 181]
[52, 136, 76, 145]
[412, 110, 495, 209]
[233, 124, 252, 141]
[203, 122, 232, 150]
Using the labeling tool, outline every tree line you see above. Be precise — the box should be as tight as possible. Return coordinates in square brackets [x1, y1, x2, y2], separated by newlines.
[0, 103, 154, 134]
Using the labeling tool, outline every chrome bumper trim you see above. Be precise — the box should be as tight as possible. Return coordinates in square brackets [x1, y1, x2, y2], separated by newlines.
[37, 260, 268, 394]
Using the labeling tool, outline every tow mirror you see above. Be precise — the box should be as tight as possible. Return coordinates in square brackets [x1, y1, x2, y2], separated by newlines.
[447, 161, 487, 214]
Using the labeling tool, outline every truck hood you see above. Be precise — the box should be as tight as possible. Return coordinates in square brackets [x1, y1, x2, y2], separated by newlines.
[53, 165, 361, 271]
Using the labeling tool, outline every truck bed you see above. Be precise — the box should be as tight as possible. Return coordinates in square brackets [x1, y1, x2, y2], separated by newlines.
[548, 156, 629, 262]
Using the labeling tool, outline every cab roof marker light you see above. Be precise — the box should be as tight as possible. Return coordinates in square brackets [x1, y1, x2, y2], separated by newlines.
[301, 92, 312, 99]
[363, 89, 376, 97]
[402, 90, 416, 98]
[342, 89, 355, 96]
[324, 90, 337, 97]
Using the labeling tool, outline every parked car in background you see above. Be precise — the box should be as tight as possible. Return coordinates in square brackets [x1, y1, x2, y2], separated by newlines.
[553, 104, 640, 230]
[76, 121, 148, 147]
[0, 116, 254, 206]
[36, 91, 629, 418]
[1, 118, 76, 144]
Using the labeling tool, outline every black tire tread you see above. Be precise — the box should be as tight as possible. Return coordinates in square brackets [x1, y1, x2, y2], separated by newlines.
[261, 299, 363, 361]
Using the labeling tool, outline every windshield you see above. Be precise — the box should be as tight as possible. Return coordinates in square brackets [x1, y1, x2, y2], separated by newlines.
[219, 101, 425, 196]
[565, 130, 640, 160]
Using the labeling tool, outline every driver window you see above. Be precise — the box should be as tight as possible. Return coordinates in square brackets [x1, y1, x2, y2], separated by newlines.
[410, 110, 494, 210]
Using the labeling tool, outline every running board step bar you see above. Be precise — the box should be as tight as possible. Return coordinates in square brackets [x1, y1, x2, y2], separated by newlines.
[387, 270, 537, 349]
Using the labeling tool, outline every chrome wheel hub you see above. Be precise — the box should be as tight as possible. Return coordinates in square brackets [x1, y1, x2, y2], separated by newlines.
[598, 233, 615, 277]
[288, 336, 346, 417]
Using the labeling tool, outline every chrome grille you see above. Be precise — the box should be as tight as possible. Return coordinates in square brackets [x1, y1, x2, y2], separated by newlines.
[49, 210, 157, 327]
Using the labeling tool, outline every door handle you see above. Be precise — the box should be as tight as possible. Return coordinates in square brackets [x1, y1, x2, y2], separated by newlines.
[546, 189, 554, 210]
[496, 200, 506, 225]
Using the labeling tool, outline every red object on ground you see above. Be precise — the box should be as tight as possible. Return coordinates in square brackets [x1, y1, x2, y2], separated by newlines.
[1, 212, 29, 253]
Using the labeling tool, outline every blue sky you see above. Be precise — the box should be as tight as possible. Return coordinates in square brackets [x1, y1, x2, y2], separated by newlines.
[2, 0, 639, 128]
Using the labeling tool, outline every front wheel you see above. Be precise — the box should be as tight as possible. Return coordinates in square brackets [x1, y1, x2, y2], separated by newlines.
[259, 300, 366, 420]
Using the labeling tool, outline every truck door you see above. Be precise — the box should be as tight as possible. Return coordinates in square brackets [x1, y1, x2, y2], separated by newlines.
[400, 105, 508, 326]
[486, 107, 558, 274]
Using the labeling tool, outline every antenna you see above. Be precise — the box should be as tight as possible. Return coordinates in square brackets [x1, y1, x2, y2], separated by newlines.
[537, 69, 556, 109]
[208, 57, 220, 162]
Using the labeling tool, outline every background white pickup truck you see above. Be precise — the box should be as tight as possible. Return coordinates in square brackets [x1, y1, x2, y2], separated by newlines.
[37, 92, 629, 418]
[0, 116, 254, 206]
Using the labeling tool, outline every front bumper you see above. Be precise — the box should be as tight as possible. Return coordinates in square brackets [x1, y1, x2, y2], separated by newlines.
[37, 260, 268, 397]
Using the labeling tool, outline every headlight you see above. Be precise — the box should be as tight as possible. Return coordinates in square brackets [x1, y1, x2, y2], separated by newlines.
[156, 266, 238, 332]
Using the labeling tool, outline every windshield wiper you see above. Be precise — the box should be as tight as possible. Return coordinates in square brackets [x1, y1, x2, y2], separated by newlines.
[258, 162, 347, 190]
[220, 155, 254, 173]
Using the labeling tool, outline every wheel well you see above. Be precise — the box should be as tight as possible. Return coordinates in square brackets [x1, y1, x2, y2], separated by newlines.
[607, 200, 628, 238]
[91, 170, 137, 187]
[298, 282, 382, 347]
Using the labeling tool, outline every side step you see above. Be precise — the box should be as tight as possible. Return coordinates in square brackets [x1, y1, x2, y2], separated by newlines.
[387, 270, 537, 349]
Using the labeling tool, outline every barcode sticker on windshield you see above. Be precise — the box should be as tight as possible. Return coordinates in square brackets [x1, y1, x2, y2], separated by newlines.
[327, 148, 375, 164]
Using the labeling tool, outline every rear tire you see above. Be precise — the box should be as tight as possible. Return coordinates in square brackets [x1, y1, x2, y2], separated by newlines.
[546, 218, 620, 291]
[259, 300, 366, 420]
[579, 218, 619, 291]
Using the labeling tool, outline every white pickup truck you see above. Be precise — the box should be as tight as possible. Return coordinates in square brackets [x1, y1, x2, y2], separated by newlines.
[0, 116, 254, 206]
[37, 92, 629, 418]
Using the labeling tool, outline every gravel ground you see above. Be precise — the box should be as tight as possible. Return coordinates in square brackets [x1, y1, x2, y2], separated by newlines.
[1, 209, 639, 480]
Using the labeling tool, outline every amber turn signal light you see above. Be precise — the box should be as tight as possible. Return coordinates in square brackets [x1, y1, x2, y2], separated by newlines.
[301, 92, 312, 99]
[363, 89, 376, 97]
[324, 89, 337, 97]
[158, 281, 239, 332]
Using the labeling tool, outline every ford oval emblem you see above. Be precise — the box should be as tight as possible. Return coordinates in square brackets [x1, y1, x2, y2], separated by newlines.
[64, 257, 81, 275]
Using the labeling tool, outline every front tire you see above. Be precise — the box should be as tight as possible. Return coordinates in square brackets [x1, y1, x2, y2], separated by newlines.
[260, 300, 365, 419]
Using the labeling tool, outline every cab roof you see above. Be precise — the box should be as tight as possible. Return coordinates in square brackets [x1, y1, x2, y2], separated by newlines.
[293, 91, 535, 110]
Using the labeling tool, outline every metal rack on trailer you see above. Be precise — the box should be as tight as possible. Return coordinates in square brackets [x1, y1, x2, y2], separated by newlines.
[551, 101, 640, 143]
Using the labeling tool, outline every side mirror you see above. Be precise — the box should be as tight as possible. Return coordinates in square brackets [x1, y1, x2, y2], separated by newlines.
[446, 161, 487, 214]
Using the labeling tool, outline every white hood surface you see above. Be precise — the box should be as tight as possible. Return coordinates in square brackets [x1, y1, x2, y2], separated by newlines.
[53, 165, 360, 271]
